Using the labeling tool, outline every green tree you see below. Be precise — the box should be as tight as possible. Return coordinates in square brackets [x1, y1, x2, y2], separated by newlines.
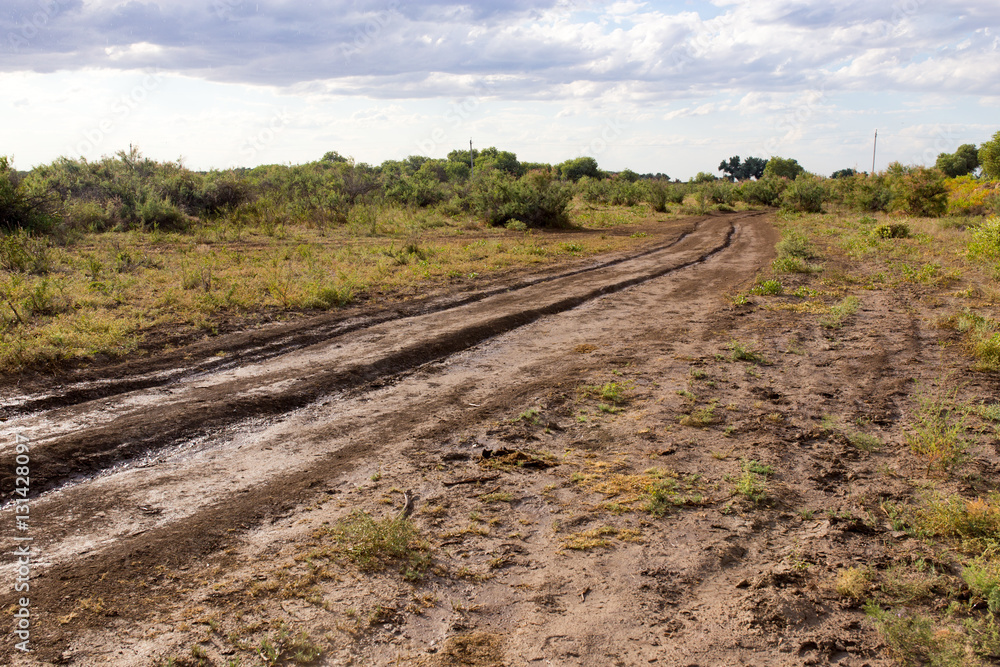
[936, 144, 979, 177]
[321, 151, 350, 164]
[763, 156, 805, 180]
[980, 132, 1000, 180]
[557, 157, 601, 182]
[720, 156, 768, 181]
[475, 147, 523, 176]
[831, 168, 857, 179]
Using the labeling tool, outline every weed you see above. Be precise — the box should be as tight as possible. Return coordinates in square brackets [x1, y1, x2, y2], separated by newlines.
[321, 511, 428, 576]
[963, 557, 1000, 613]
[562, 526, 618, 550]
[866, 606, 970, 667]
[912, 493, 1000, 551]
[728, 340, 768, 365]
[580, 381, 633, 407]
[512, 407, 542, 424]
[741, 459, 774, 476]
[846, 430, 882, 452]
[907, 385, 970, 474]
[733, 471, 767, 504]
[820, 296, 861, 329]
[679, 401, 719, 428]
[750, 278, 783, 296]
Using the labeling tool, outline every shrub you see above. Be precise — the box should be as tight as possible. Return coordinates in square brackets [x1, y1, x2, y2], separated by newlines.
[699, 180, 736, 206]
[775, 231, 814, 259]
[887, 163, 948, 217]
[967, 216, 1000, 261]
[780, 175, 827, 213]
[763, 156, 805, 180]
[737, 177, 784, 207]
[0, 157, 55, 232]
[946, 176, 1000, 216]
[872, 223, 910, 239]
[840, 173, 892, 213]
[469, 169, 571, 228]
[980, 130, 1000, 180]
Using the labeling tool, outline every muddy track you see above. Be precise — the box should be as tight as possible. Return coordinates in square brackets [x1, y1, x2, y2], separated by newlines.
[0, 219, 702, 419]
[0, 211, 784, 665]
[1, 214, 748, 499]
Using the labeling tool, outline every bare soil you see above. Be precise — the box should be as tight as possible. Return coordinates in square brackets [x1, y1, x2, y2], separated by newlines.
[2, 211, 995, 666]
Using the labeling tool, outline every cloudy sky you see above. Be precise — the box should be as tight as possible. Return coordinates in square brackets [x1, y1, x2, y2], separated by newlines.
[2, 0, 998, 178]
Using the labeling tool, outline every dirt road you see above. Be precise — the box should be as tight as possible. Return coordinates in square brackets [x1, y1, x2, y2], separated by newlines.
[1, 211, 927, 665]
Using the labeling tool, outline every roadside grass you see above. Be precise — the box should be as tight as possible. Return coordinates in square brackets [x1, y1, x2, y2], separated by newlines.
[0, 205, 655, 373]
[567, 455, 706, 518]
[312, 510, 429, 580]
[906, 384, 972, 475]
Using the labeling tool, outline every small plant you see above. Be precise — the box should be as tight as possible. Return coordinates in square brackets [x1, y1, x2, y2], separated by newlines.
[834, 566, 871, 600]
[907, 385, 970, 474]
[872, 222, 910, 239]
[512, 407, 542, 424]
[728, 340, 768, 365]
[846, 430, 882, 452]
[750, 278, 783, 295]
[679, 401, 719, 428]
[580, 381, 633, 407]
[324, 511, 427, 576]
[820, 295, 861, 329]
[733, 470, 767, 504]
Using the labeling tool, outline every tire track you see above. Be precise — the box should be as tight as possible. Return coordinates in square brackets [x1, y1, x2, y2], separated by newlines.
[2, 215, 750, 499]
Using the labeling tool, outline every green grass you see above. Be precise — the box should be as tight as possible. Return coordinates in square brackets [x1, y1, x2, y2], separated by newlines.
[728, 340, 769, 365]
[580, 380, 633, 407]
[907, 386, 971, 474]
[319, 510, 428, 576]
[820, 295, 861, 329]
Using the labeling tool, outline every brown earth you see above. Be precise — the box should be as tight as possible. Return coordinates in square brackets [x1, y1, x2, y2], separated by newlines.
[1, 211, 994, 666]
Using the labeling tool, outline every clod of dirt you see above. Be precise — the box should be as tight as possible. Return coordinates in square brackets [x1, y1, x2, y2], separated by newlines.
[479, 448, 558, 469]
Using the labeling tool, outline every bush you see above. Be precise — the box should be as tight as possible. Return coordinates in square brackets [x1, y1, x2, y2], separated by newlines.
[839, 173, 892, 213]
[780, 175, 827, 213]
[470, 169, 571, 228]
[763, 156, 805, 180]
[737, 177, 784, 207]
[872, 223, 910, 239]
[0, 157, 55, 232]
[980, 131, 1000, 180]
[946, 175, 1000, 216]
[887, 164, 947, 217]
[967, 216, 1000, 261]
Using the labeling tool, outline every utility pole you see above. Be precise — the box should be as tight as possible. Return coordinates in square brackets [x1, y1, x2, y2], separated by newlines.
[872, 130, 878, 175]
[470, 139, 474, 174]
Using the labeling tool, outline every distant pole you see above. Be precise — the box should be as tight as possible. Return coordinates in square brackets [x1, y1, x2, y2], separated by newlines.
[470, 139, 474, 174]
[872, 130, 878, 175]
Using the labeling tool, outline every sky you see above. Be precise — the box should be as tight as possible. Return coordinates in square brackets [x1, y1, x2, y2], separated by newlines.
[1, 0, 998, 179]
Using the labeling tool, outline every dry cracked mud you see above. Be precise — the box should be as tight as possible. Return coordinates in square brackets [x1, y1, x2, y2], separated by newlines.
[2, 211, 995, 666]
